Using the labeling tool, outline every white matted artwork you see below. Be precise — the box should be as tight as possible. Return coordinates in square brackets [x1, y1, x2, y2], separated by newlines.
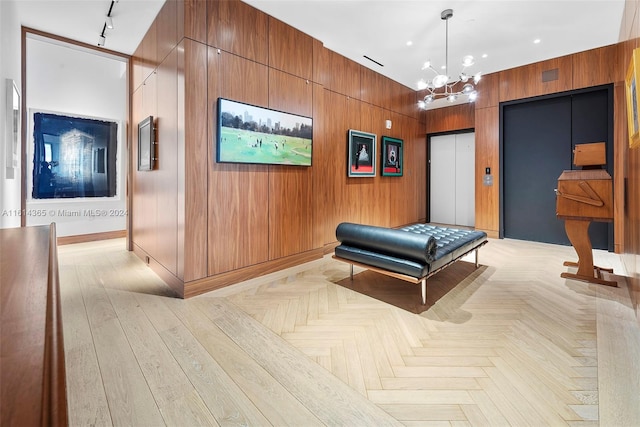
[5, 79, 21, 174]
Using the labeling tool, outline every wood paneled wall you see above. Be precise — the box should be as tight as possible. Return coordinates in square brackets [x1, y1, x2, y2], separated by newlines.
[424, 43, 628, 244]
[620, 0, 640, 319]
[132, 0, 639, 310]
[130, 0, 425, 297]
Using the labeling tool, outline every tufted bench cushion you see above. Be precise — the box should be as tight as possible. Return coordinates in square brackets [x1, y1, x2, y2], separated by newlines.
[399, 224, 487, 272]
[334, 222, 487, 279]
[335, 223, 437, 278]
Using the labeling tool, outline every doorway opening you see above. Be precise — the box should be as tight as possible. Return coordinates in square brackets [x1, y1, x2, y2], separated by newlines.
[500, 85, 613, 251]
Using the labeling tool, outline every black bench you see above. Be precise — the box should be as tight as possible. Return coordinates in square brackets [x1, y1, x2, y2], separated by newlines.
[333, 222, 488, 305]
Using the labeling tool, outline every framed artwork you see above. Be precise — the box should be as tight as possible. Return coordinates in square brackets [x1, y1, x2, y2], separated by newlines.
[30, 110, 119, 199]
[625, 48, 640, 148]
[381, 136, 403, 176]
[348, 129, 376, 177]
[137, 115, 155, 171]
[5, 79, 20, 170]
[217, 98, 313, 166]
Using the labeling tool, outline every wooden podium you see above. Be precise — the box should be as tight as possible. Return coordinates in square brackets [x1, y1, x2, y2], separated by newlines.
[556, 143, 616, 286]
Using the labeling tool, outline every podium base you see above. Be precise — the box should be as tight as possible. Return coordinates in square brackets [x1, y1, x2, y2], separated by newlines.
[561, 261, 617, 287]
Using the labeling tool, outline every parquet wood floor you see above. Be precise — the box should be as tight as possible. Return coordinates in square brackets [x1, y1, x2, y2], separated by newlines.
[57, 237, 640, 426]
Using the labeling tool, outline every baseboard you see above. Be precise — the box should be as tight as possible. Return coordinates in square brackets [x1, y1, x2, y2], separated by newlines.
[131, 243, 184, 298]
[184, 248, 324, 298]
[57, 229, 126, 245]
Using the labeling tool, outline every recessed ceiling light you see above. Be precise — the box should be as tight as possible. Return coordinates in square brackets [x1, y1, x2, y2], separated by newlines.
[406, 41, 413, 46]
[482, 53, 488, 58]
[534, 38, 541, 44]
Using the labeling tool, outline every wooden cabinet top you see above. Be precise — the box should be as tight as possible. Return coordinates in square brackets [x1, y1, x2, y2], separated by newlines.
[557, 169, 611, 181]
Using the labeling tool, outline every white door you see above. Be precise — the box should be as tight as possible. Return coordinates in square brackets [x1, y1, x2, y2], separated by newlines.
[429, 132, 475, 227]
[454, 132, 475, 227]
[429, 134, 456, 225]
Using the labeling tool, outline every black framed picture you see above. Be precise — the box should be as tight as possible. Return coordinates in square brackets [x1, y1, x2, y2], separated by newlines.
[216, 98, 313, 166]
[381, 136, 403, 177]
[31, 111, 118, 199]
[348, 129, 376, 177]
[137, 115, 155, 171]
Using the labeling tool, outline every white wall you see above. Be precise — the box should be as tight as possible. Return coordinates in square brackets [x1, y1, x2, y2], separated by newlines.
[25, 36, 128, 237]
[0, 0, 22, 228]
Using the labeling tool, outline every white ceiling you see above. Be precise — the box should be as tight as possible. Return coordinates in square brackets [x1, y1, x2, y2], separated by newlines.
[11, 0, 165, 55]
[10, 0, 627, 108]
[243, 0, 626, 108]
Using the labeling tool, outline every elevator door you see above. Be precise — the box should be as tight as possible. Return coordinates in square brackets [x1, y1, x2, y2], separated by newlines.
[429, 132, 475, 227]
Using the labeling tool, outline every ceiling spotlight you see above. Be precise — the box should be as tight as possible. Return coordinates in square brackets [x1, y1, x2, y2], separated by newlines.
[98, 35, 106, 47]
[106, 16, 114, 29]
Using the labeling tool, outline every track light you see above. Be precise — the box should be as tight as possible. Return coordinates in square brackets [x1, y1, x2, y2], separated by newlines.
[97, 1, 115, 48]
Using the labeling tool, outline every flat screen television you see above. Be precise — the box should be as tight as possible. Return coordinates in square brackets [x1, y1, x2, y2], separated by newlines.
[216, 98, 313, 166]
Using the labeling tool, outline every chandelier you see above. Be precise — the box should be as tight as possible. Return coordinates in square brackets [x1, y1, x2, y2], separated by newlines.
[417, 9, 481, 108]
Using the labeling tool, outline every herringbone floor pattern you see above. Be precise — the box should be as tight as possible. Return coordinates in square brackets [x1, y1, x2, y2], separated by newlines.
[58, 237, 640, 426]
[220, 238, 613, 426]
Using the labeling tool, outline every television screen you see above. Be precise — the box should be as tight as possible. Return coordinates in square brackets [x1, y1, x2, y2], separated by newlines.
[216, 98, 313, 166]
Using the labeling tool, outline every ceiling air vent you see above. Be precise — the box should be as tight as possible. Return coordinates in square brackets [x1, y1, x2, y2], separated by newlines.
[363, 55, 384, 67]
[542, 68, 559, 82]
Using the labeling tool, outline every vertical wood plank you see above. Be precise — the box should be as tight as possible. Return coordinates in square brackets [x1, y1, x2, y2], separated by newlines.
[156, 0, 178, 64]
[183, 39, 208, 281]
[208, 50, 270, 274]
[184, 0, 207, 44]
[322, 90, 348, 244]
[499, 56, 573, 102]
[156, 47, 179, 275]
[268, 69, 313, 117]
[268, 17, 313, 80]
[313, 39, 328, 87]
[325, 49, 362, 100]
[267, 69, 314, 259]
[176, 40, 186, 281]
[474, 106, 500, 236]
[141, 19, 158, 83]
[312, 83, 325, 249]
[209, 0, 268, 65]
[131, 45, 144, 92]
[475, 72, 500, 110]
[269, 166, 314, 259]
[573, 44, 621, 89]
[133, 73, 158, 256]
[425, 104, 475, 134]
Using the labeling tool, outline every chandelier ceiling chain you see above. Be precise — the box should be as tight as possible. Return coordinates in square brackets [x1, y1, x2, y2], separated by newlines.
[417, 8, 481, 109]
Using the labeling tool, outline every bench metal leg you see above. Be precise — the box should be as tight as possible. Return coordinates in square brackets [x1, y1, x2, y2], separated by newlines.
[421, 279, 427, 305]
[350, 264, 354, 280]
[475, 249, 479, 268]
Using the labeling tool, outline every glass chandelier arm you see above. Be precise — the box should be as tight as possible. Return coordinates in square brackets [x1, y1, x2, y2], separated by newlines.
[416, 9, 480, 109]
[421, 61, 439, 75]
